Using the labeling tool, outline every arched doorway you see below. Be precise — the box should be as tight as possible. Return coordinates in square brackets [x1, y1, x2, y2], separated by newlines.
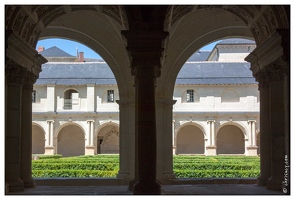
[32, 124, 45, 154]
[96, 124, 119, 154]
[176, 125, 204, 154]
[57, 124, 85, 157]
[217, 125, 245, 154]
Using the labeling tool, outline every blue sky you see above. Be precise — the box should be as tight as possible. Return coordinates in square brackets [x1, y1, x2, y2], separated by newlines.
[36, 38, 221, 59]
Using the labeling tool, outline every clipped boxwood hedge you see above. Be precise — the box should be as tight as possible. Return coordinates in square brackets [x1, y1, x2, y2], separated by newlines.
[32, 155, 260, 178]
[173, 169, 260, 178]
[32, 170, 118, 178]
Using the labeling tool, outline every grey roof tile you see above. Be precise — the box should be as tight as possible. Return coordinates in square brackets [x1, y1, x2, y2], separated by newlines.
[187, 51, 211, 61]
[39, 46, 75, 57]
[175, 62, 257, 85]
[217, 38, 256, 45]
[35, 61, 257, 86]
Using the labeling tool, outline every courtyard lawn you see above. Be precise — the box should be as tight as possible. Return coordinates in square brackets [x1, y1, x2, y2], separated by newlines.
[32, 155, 260, 178]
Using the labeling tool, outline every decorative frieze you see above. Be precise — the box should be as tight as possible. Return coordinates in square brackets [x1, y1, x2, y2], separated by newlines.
[6, 32, 47, 77]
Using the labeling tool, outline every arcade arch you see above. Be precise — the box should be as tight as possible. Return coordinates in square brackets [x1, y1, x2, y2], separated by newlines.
[96, 123, 119, 154]
[217, 124, 245, 155]
[176, 124, 205, 155]
[56, 124, 85, 157]
[32, 123, 46, 154]
[5, 5, 289, 193]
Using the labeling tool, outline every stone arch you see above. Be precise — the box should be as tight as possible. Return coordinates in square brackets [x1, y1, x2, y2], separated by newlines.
[56, 123, 85, 157]
[96, 122, 119, 154]
[32, 122, 46, 154]
[216, 121, 248, 139]
[216, 124, 245, 155]
[221, 88, 240, 103]
[35, 9, 134, 101]
[159, 15, 255, 100]
[175, 123, 205, 154]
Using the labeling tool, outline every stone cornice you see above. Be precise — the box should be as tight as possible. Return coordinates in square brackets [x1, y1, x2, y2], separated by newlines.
[6, 32, 47, 77]
[245, 31, 283, 76]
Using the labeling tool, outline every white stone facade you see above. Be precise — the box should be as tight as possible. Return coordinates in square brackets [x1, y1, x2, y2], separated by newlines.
[32, 40, 260, 157]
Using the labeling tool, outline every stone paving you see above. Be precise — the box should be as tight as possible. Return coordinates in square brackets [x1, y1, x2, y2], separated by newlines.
[7, 184, 284, 195]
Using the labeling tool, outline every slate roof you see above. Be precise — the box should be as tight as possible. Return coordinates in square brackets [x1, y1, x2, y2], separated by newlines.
[39, 46, 74, 57]
[187, 51, 211, 61]
[217, 38, 256, 45]
[35, 61, 257, 86]
[35, 62, 117, 85]
[35, 43, 257, 86]
[175, 62, 257, 85]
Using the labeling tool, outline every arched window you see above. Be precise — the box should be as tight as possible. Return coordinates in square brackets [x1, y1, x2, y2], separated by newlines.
[182, 89, 199, 103]
[107, 90, 114, 103]
[64, 89, 79, 110]
[221, 89, 239, 103]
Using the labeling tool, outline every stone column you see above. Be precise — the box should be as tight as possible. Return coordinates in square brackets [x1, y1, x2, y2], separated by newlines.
[5, 31, 47, 192]
[206, 119, 216, 155]
[265, 62, 287, 191]
[133, 65, 160, 194]
[253, 70, 271, 186]
[156, 99, 176, 183]
[44, 120, 55, 155]
[5, 63, 25, 192]
[246, 120, 258, 156]
[121, 28, 168, 194]
[116, 100, 136, 184]
[85, 120, 95, 155]
[172, 119, 176, 155]
[20, 70, 37, 188]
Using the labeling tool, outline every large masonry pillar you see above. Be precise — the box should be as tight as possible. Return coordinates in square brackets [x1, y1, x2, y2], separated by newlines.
[156, 99, 176, 183]
[116, 99, 136, 183]
[5, 32, 46, 192]
[265, 61, 287, 191]
[255, 70, 271, 186]
[245, 30, 290, 191]
[5, 63, 25, 192]
[20, 71, 38, 188]
[121, 28, 168, 194]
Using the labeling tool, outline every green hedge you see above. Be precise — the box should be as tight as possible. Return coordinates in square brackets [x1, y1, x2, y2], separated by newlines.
[33, 163, 119, 171]
[173, 163, 258, 170]
[32, 155, 260, 178]
[32, 170, 118, 178]
[173, 169, 260, 178]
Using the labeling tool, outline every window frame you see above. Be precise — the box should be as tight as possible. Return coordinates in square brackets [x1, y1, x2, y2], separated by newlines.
[107, 90, 115, 103]
[186, 89, 194, 103]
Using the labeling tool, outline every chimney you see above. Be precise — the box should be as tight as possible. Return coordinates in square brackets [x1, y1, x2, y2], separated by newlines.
[79, 52, 84, 62]
[37, 46, 45, 52]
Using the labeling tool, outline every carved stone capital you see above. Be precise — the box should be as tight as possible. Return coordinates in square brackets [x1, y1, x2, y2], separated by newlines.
[23, 71, 38, 90]
[6, 32, 47, 77]
[5, 63, 27, 85]
[265, 59, 288, 83]
[254, 69, 269, 90]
